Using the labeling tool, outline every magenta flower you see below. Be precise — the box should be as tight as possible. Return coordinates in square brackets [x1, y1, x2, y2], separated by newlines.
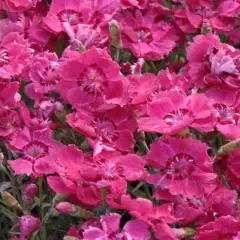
[8, 124, 59, 177]
[195, 216, 240, 240]
[25, 51, 61, 97]
[121, 0, 149, 9]
[47, 145, 102, 206]
[138, 89, 214, 135]
[172, 187, 237, 226]
[24, 183, 38, 200]
[108, 194, 179, 239]
[146, 137, 217, 198]
[218, 0, 240, 18]
[65, 213, 150, 240]
[174, 0, 234, 34]
[43, 0, 91, 34]
[19, 215, 40, 238]
[226, 149, 240, 191]
[5, 0, 40, 12]
[0, 81, 21, 139]
[116, 9, 177, 60]
[205, 86, 240, 139]
[57, 47, 127, 107]
[0, 32, 32, 79]
[67, 106, 136, 156]
[186, 34, 240, 88]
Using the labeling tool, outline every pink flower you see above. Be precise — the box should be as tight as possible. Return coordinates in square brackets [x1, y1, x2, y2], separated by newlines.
[20, 215, 40, 238]
[174, 0, 234, 34]
[57, 47, 127, 107]
[33, 97, 63, 119]
[146, 137, 217, 198]
[0, 32, 32, 79]
[205, 86, 240, 139]
[63, 23, 108, 51]
[8, 124, 59, 177]
[5, 0, 40, 12]
[173, 187, 237, 226]
[47, 145, 102, 206]
[138, 90, 193, 135]
[65, 213, 150, 240]
[43, 0, 91, 34]
[0, 18, 23, 40]
[121, 0, 149, 9]
[87, 153, 147, 196]
[218, 0, 240, 17]
[186, 34, 240, 88]
[108, 194, 178, 239]
[25, 51, 61, 97]
[195, 216, 240, 240]
[226, 149, 240, 191]
[24, 184, 38, 200]
[67, 106, 136, 156]
[138, 90, 213, 135]
[116, 9, 177, 60]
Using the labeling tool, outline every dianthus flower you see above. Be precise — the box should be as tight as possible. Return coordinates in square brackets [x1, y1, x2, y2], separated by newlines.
[145, 137, 217, 198]
[186, 34, 240, 88]
[57, 47, 127, 108]
[115, 9, 177, 60]
[195, 216, 240, 240]
[67, 106, 136, 156]
[65, 213, 150, 240]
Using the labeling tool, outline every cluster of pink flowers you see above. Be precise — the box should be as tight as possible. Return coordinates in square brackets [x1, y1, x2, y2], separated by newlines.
[1, 0, 240, 239]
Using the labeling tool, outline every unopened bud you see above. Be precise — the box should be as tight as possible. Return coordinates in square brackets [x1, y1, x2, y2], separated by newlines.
[0, 151, 4, 165]
[24, 184, 38, 200]
[109, 20, 122, 48]
[174, 228, 195, 239]
[20, 215, 40, 238]
[56, 202, 77, 215]
[52, 193, 68, 206]
[201, 22, 212, 35]
[64, 237, 78, 240]
[217, 140, 240, 157]
[55, 202, 94, 219]
[1, 191, 22, 211]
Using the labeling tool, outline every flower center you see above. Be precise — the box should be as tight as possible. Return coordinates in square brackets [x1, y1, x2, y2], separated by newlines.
[23, 141, 48, 159]
[135, 27, 153, 43]
[78, 65, 107, 94]
[165, 153, 195, 180]
[164, 109, 193, 126]
[93, 118, 118, 142]
[196, 6, 216, 18]
[99, 160, 124, 180]
[0, 48, 9, 66]
[57, 10, 82, 25]
[213, 103, 239, 125]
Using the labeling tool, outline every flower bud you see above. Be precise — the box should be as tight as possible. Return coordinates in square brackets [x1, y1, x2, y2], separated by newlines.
[174, 228, 195, 239]
[52, 193, 68, 206]
[56, 202, 77, 215]
[1, 191, 22, 211]
[109, 20, 122, 48]
[24, 184, 38, 200]
[0, 151, 4, 165]
[217, 140, 240, 157]
[55, 202, 94, 219]
[20, 215, 40, 238]
[64, 237, 78, 240]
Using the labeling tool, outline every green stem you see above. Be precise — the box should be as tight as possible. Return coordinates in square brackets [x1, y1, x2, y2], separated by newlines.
[38, 178, 47, 240]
